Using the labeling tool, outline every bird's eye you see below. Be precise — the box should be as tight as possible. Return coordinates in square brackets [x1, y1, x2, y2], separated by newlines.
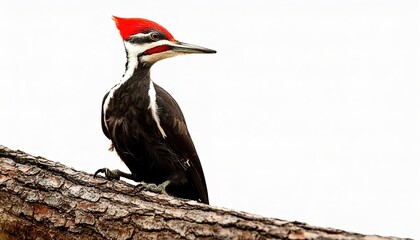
[150, 32, 160, 41]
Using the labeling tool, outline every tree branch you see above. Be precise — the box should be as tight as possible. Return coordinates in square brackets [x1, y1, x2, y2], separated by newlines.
[0, 145, 409, 240]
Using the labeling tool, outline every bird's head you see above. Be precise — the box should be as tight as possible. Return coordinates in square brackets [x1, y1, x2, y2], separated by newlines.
[113, 16, 216, 66]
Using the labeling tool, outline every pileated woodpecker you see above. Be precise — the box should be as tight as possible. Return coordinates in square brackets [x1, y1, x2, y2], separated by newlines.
[95, 17, 215, 204]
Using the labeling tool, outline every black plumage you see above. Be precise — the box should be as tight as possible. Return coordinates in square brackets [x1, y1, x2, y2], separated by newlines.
[100, 66, 209, 204]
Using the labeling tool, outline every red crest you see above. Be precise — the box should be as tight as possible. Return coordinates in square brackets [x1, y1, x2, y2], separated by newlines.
[112, 16, 174, 41]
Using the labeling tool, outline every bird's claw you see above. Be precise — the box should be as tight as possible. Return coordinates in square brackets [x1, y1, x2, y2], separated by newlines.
[94, 168, 121, 180]
[136, 180, 171, 195]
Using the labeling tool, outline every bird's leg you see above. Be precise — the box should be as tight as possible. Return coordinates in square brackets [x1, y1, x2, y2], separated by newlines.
[94, 168, 171, 195]
[94, 168, 136, 181]
[136, 180, 171, 195]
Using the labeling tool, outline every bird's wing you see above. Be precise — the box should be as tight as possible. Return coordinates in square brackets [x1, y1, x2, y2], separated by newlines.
[154, 83, 209, 204]
[101, 91, 110, 139]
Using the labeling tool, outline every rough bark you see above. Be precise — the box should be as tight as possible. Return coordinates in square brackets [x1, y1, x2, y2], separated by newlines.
[0, 145, 409, 240]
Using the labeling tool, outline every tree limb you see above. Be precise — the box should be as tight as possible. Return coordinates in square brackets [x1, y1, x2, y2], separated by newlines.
[0, 145, 410, 240]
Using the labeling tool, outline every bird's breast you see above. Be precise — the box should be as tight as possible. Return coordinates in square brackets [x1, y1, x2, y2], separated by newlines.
[103, 78, 166, 143]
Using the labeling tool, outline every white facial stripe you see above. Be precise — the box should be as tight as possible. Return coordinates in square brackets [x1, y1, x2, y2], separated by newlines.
[125, 40, 173, 56]
[130, 32, 149, 38]
[141, 51, 182, 64]
[148, 81, 167, 138]
[125, 40, 183, 64]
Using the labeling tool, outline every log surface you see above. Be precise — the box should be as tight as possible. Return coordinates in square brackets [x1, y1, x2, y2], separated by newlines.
[0, 145, 409, 240]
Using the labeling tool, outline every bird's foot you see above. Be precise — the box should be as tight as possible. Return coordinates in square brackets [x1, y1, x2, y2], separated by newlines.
[136, 180, 171, 195]
[94, 168, 134, 181]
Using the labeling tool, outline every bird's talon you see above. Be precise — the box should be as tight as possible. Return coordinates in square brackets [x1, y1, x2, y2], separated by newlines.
[94, 168, 106, 177]
[136, 180, 171, 195]
[93, 168, 121, 180]
[134, 182, 146, 191]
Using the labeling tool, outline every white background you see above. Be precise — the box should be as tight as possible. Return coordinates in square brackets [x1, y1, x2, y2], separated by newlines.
[1, 0, 419, 238]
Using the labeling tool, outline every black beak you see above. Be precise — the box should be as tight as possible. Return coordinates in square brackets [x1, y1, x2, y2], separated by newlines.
[171, 40, 216, 54]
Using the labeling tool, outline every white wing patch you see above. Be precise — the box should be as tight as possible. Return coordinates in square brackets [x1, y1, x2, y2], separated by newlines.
[148, 80, 167, 138]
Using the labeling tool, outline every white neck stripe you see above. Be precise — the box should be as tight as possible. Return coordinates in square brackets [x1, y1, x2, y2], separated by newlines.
[103, 40, 173, 135]
[102, 43, 140, 130]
